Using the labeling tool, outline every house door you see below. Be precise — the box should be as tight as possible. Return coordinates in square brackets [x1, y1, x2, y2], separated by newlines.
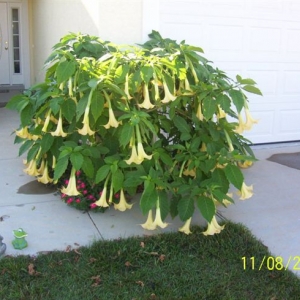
[0, 2, 10, 85]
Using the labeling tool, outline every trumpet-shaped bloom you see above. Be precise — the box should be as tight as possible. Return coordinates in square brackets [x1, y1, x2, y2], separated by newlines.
[137, 142, 152, 161]
[16, 127, 30, 139]
[161, 81, 177, 103]
[95, 186, 109, 207]
[202, 216, 225, 236]
[23, 159, 40, 176]
[61, 168, 80, 196]
[141, 210, 156, 230]
[238, 160, 253, 169]
[237, 182, 253, 200]
[51, 111, 67, 137]
[235, 113, 247, 134]
[42, 110, 51, 132]
[37, 159, 45, 175]
[138, 84, 154, 109]
[114, 189, 133, 211]
[104, 108, 120, 129]
[196, 103, 204, 121]
[153, 204, 168, 229]
[78, 106, 95, 135]
[37, 163, 53, 184]
[244, 108, 258, 130]
[178, 217, 192, 235]
[124, 74, 133, 100]
[217, 105, 227, 119]
[125, 144, 143, 165]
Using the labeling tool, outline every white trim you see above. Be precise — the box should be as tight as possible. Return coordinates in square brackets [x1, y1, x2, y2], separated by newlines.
[142, 0, 160, 42]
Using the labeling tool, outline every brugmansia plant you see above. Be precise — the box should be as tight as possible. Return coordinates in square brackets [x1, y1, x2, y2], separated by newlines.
[7, 31, 262, 235]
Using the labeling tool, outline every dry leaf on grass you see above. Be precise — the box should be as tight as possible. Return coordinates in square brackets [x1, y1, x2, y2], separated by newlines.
[136, 280, 145, 287]
[125, 261, 132, 267]
[140, 241, 145, 248]
[27, 263, 41, 276]
[91, 275, 101, 287]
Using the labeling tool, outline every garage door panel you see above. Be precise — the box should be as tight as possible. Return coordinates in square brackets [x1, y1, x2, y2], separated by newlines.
[279, 109, 300, 134]
[149, 0, 300, 143]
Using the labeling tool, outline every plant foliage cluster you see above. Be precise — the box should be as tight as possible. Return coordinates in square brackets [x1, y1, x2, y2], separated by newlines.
[7, 31, 262, 234]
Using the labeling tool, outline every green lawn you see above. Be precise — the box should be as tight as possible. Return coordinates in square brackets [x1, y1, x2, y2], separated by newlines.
[1, 222, 299, 300]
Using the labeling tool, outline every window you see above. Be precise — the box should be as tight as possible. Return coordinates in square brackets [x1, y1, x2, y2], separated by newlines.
[12, 8, 21, 74]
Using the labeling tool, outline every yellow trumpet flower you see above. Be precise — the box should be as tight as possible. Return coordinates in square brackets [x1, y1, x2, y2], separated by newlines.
[153, 202, 168, 229]
[37, 159, 45, 175]
[23, 159, 40, 176]
[235, 113, 247, 134]
[238, 160, 253, 169]
[78, 106, 95, 135]
[114, 189, 133, 211]
[237, 182, 253, 200]
[125, 144, 143, 165]
[104, 108, 120, 129]
[61, 168, 80, 196]
[178, 217, 192, 235]
[244, 108, 258, 130]
[51, 111, 67, 137]
[138, 84, 154, 109]
[196, 103, 204, 121]
[217, 105, 227, 119]
[42, 109, 51, 132]
[141, 210, 156, 230]
[203, 216, 225, 236]
[37, 163, 53, 184]
[137, 142, 152, 161]
[161, 81, 176, 103]
[16, 126, 30, 139]
[95, 185, 109, 207]
[124, 73, 133, 100]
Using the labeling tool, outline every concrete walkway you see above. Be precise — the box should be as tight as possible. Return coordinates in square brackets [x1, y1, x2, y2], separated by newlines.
[1, 107, 299, 276]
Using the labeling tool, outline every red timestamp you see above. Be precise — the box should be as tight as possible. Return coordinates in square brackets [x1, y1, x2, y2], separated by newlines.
[241, 256, 300, 271]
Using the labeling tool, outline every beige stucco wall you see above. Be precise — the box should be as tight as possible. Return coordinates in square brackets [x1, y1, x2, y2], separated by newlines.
[29, 0, 143, 83]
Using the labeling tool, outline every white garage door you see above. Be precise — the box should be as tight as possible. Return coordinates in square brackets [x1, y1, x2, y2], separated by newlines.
[143, 0, 300, 144]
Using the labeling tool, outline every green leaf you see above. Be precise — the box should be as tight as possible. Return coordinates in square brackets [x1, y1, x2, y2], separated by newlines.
[61, 98, 76, 123]
[95, 164, 111, 184]
[76, 93, 89, 121]
[49, 97, 64, 115]
[178, 197, 195, 221]
[216, 94, 231, 113]
[82, 157, 94, 178]
[141, 65, 153, 83]
[5, 94, 28, 111]
[40, 133, 54, 155]
[228, 90, 244, 113]
[211, 168, 229, 193]
[202, 97, 216, 120]
[196, 196, 215, 222]
[173, 115, 190, 133]
[119, 122, 134, 147]
[54, 156, 69, 181]
[91, 92, 104, 122]
[70, 152, 84, 170]
[56, 60, 76, 84]
[27, 143, 40, 162]
[20, 104, 33, 127]
[140, 181, 157, 215]
[19, 140, 34, 157]
[224, 164, 244, 190]
[112, 169, 124, 192]
[242, 85, 263, 96]
[236, 75, 257, 85]
[158, 190, 169, 220]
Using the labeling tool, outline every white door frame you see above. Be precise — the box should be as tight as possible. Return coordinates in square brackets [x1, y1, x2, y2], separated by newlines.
[0, 0, 30, 88]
